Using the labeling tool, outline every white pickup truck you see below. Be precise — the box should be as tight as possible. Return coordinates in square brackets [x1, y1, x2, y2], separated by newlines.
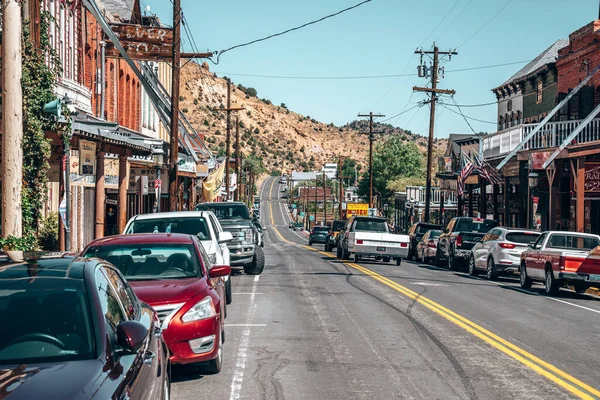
[338, 216, 409, 265]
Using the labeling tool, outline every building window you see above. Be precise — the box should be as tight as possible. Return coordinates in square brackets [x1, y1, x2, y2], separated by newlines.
[537, 82, 543, 104]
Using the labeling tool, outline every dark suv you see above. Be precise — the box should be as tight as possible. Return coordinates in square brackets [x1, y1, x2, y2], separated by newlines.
[436, 217, 498, 270]
[407, 222, 442, 261]
[325, 220, 346, 251]
[309, 226, 329, 246]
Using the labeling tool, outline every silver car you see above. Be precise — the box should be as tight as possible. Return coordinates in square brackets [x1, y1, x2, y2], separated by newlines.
[415, 229, 442, 264]
[469, 227, 540, 280]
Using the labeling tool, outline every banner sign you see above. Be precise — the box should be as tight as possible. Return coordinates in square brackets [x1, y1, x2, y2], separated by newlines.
[79, 140, 96, 175]
[106, 24, 173, 60]
[203, 162, 225, 202]
[347, 203, 369, 216]
[585, 162, 600, 192]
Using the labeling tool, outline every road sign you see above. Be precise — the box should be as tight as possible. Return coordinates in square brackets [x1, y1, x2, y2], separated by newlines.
[309, 215, 315, 221]
[299, 212, 305, 217]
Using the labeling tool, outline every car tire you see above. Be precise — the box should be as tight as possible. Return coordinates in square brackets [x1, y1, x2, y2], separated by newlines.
[468, 255, 478, 276]
[343, 247, 351, 260]
[573, 283, 588, 294]
[486, 257, 498, 281]
[336, 245, 342, 258]
[225, 278, 232, 305]
[448, 251, 458, 271]
[519, 262, 532, 289]
[545, 267, 561, 295]
[308, 240, 313, 246]
[244, 246, 265, 275]
[382, 257, 391, 263]
[435, 249, 443, 267]
[201, 331, 223, 374]
[396, 258, 401, 266]
[353, 253, 360, 263]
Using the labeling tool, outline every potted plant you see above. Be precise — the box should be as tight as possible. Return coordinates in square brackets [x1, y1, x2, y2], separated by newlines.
[0, 235, 36, 262]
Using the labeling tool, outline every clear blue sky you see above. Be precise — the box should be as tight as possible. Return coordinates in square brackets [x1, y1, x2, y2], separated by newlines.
[143, 0, 599, 138]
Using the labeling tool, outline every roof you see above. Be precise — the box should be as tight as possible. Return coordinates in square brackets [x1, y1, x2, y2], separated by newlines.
[446, 134, 477, 156]
[494, 39, 568, 90]
[103, 0, 136, 21]
[131, 211, 212, 220]
[88, 233, 196, 247]
[0, 256, 85, 280]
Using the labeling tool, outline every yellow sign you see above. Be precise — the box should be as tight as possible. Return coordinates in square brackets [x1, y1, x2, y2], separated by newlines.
[202, 162, 225, 202]
[347, 203, 369, 216]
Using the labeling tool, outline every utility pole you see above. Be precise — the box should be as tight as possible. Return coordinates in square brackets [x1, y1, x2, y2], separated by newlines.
[323, 171, 327, 225]
[235, 116, 241, 201]
[2, 0, 23, 241]
[357, 112, 384, 209]
[216, 80, 243, 202]
[169, 0, 182, 211]
[414, 45, 457, 222]
[337, 155, 347, 220]
[314, 178, 318, 228]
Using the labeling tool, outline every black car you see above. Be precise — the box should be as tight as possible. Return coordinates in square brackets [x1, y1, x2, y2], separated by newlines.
[407, 222, 442, 260]
[436, 217, 499, 270]
[0, 255, 170, 399]
[309, 226, 329, 246]
[325, 220, 346, 252]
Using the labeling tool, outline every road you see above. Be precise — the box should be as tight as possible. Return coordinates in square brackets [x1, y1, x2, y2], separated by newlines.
[172, 176, 600, 400]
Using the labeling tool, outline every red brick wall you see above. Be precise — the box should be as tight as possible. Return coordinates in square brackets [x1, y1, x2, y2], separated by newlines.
[556, 21, 600, 96]
[82, 10, 141, 131]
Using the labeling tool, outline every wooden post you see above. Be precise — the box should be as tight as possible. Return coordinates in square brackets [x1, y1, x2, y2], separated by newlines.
[468, 185, 473, 217]
[503, 178, 510, 227]
[493, 184, 499, 222]
[235, 116, 240, 201]
[169, 0, 181, 211]
[95, 150, 106, 238]
[547, 166, 557, 231]
[577, 157, 585, 233]
[479, 178, 486, 218]
[2, 0, 23, 241]
[117, 154, 128, 233]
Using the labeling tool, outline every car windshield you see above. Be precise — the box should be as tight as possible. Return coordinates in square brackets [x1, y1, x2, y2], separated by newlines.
[332, 221, 345, 231]
[0, 278, 94, 364]
[196, 204, 250, 220]
[354, 219, 389, 233]
[454, 219, 498, 233]
[313, 227, 329, 233]
[546, 235, 600, 251]
[506, 232, 540, 244]
[428, 230, 442, 239]
[84, 244, 202, 281]
[125, 217, 211, 240]
[417, 225, 440, 234]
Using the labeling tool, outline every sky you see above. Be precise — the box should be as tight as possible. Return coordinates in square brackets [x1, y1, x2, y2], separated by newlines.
[143, 0, 599, 138]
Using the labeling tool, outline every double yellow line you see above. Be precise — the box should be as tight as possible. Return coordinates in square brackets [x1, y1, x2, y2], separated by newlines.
[307, 247, 599, 400]
[268, 178, 293, 244]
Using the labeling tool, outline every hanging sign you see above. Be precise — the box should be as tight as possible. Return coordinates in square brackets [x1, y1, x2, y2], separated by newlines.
[79, 140, 96, 175]
[584, 162, 600, 192]
[203, 162, 225, 202]
[105, 24, 173, 60]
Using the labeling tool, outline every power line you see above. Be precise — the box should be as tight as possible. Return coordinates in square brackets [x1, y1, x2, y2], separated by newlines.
[419, 0, 461, 47]
[457, 0, 514, 49]
[380, 103, 421, 123]
[212, 59, 530, 80]
[440, 99, 497, 125]
[435, 0, 474, 41]
[210, 0, 373, 64]
[442, 100, 497, 108]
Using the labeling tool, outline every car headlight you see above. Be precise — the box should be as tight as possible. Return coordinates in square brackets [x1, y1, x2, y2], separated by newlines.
[242, 228, 253, 243]
[208, 254, 217, 264]
[182, 297, 216, 323]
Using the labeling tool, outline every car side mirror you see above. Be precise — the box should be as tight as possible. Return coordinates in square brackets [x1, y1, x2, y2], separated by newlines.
[218, 231, 233, 244]
[117, 321, 148, 353]
[210, 265, 231, 277]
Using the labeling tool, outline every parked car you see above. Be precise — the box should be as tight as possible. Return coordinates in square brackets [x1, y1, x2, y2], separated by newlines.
[325, 220, 346, 251]
[415, 229, 443, 264]
[123, 211, 234, 305]
[196, 202, 265, 275]
[407, 222, 442, 261]
[83, 233, 230, 373]
[520, 231, 600, 295]
[254, 221, 265, 247]
[338, 216, 409, 265]
[290, 222, 304, 231]
[469, 228, 540, 280]
[309, 226, 329, 246]
[436, 217, 499, 270]
[0, 254, 170, 399]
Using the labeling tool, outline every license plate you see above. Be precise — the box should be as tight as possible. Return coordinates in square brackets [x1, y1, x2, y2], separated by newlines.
[588, 274, 600, 282]
[377, 246, 386, 252]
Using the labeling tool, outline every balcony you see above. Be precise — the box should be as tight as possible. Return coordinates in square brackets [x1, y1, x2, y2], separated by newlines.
[406, 186, 458, 208]
[482, 118, 600, 159]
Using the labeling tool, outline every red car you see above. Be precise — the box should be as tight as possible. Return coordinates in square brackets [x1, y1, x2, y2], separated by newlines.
[83, 233, 230, 373]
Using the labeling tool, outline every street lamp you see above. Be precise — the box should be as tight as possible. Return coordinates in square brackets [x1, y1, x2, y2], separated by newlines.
[528, 172, 539, 229]
[153, 147, 164, 212]
[384, 203, 389, 218]
[528, 172, 539, 189]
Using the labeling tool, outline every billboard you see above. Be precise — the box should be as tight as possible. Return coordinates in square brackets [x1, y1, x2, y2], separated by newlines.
[347, 203, 368, 216]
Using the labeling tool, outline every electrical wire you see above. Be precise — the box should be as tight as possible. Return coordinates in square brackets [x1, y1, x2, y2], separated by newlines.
[442, 100, 497, 108]
[418, 0, 461, 48]
[435, 0, 473, 42]
[457, 0, 514, 49]
[210, 0, 373, 64]
[441, 103, 496, 125]
[380, 103, 421, 123]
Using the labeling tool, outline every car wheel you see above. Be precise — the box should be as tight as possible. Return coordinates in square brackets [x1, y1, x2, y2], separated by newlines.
[468, 255, 478, 276]
[225, 278, 232, 305]
[545, 268, 561, 295]
[336, 245, 342, 258]
[353, 253, 360, 263]
[396, 258, 402, 266]
[407, 248, 413, 261]
[573, 283, 588, 294]
[244, 246, 265, 275]
[343, 246, 351, 260]
[308, 240, 313, 246]
[519, 263, 532, 289]
[486, 257, 498, 281]
[435, 248, 443, 267]
[382, 257, 391, 263]
[448, 252, 458, 271]
[201, 331, 223, 374]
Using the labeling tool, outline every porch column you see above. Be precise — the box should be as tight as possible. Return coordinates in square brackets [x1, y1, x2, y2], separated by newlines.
[468, 185, 473, 217]
[519, 161, 528, 228]
[480, 178, 486, 218]
[457, 187, 463, 217]
[503, 178, 509, 227]
[439, 189, 445, 227]
[59, 153, 65, 251]
[547, 165, 557, 231]
[117, 154, 128, 233]
[493, 184, 499, 222]
[577, 157, 585, 233]
[95, 150, 106, 239]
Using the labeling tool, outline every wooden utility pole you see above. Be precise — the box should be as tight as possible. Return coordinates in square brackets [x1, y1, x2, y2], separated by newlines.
[357, 112, 384, 208]
[337, 155, 347, 220]
[323, 171, 327, 225]
[235, 116, 241, 201]
[216, 81, 243, 201]
[2, 0, 23, 241]
[314, 179, 318, 228]
[169, 0, 182, 211]
[414, 45, 457, 222]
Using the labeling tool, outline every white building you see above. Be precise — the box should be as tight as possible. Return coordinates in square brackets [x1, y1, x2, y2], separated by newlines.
[322, 163, 337, 179]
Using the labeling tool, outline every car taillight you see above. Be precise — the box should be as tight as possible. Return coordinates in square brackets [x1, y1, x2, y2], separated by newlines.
[499, 243, 516, 249]
[427, 240, 436, 248]
[401, 242, 408, 247]
[356, 240, 363, 244]
[455, 235, 463, 247]
[559, 256, 584, 271]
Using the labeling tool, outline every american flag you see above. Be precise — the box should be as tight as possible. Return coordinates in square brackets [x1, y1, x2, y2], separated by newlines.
[472, 152, 503, 185]
[458, 153, 475, 196]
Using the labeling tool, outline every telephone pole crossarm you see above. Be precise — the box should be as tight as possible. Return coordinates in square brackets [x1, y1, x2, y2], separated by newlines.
[180, 52, 214, 59]
[413, 87, 456, 95]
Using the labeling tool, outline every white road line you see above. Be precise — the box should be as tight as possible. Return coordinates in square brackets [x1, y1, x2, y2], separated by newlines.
[278, 200, 308, 242]
[225, 324, 267, 327]
[546, 297, 600, 314]
[233, 292, 263, 295]
[409, 282, 448, 287]
[229, 272, 259, 400]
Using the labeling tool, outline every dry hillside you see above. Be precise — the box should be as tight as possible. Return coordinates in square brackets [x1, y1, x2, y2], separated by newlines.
[180, 61, 446, 173]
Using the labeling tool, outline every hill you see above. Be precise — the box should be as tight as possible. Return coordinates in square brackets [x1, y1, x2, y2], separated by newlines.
[179, 61, 447, 173]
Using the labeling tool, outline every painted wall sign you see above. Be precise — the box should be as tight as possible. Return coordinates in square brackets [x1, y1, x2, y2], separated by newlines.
[584, 162, 600, 192]
[106, 24, 173, 60]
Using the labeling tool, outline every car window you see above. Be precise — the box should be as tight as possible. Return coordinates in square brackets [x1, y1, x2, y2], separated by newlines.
[428, 230, 441, 239]
[506, 232, 540, 245]
[96, 269, 127, 338]
[532, 233, 547, 249]
[194, 239, 212, 271]
[196, 204, 250, 220]
[208, 214, 222, 234]
[454, 219, 498, 233]
[417, 225, 439, 234]
[547, 234, 600, 250]
[126, 217, 211, 240]
[84, 244, 203, 281]
[102, 267, 136, 320]
[313, 227, 329, 233]
[353, 219, 389, 233]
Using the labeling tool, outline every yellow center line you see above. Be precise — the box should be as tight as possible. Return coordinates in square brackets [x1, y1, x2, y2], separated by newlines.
[268, 178, 293, 244]
[304, 247, 598, 400]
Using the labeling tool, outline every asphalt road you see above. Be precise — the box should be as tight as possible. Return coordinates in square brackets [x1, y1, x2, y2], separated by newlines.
[172, 176, 600, 400]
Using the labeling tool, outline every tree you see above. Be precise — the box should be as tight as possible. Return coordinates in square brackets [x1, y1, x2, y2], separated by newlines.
[340, 158, 359, 185]
[357, 136, 424, 205]
[246, 87, 257, 97]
